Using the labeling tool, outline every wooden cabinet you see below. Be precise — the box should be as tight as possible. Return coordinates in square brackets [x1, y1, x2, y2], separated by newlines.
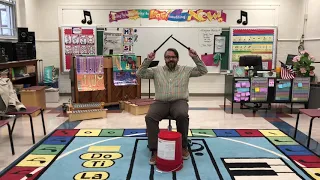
[71, 56, 141, 105]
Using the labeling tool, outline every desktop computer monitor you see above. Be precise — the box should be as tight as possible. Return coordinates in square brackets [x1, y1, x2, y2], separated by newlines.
[239, 55, 263, 76]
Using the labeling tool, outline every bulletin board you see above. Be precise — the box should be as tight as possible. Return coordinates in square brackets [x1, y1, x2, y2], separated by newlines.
[228, 27, 278, 70]
[60, 26, 97, 73]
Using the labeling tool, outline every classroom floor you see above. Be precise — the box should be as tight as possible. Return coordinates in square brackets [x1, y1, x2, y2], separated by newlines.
[1, 96, 320, 177]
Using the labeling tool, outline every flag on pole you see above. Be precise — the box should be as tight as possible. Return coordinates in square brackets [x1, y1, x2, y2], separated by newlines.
[280, 61, 295, 79]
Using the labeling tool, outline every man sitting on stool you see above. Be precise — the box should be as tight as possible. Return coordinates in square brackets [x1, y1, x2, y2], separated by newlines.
[136, 48, 208, 165]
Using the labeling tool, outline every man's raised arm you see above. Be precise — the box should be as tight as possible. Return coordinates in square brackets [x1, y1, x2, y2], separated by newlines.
[188, 49, 208, 77]
[136, 52, 156, 79]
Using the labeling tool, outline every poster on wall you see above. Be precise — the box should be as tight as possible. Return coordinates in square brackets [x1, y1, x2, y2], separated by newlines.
[214, 35, 226, 53]
[103, 31, 123, 55]
[61, 26, 97, 73]
[109, 9, 227, 23]
[198, 28, 222, 47]
[123, 28, 136, 54]
[229, 27, 277, 70]
[112, 55, 138, 86]
[76, 56, 105, 91]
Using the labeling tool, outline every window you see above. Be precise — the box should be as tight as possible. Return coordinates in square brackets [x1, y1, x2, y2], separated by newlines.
[0, 0, 15, 37]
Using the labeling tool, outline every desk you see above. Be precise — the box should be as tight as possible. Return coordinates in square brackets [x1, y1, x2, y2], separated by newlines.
[223, 75, 310, 114]
[294, 109, 320, 148]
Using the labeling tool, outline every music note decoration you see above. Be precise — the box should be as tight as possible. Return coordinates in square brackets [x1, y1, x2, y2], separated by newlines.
[195, 152, 204, 156]
[26, 157, 46, 164]
[99, 129, 124, 137]
[39, 147, 57, 153]
[237, 10, 248, 25]
[52, 129, 80, 137]
[213, 129, 240, 137]
[51, 139, 67, 143]
[123, 129, 147, 137]
[11, 170, 34, 178]
[81, 10, 93, 25]
[43, 136, 73, 145]
[189, 141, 206, 157]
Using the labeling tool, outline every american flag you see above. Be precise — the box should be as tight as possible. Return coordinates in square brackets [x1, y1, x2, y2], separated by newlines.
[280, 61, 295, 79]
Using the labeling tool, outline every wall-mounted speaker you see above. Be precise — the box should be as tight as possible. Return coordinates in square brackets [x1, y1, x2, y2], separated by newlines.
[27, 31, 35, 45]
[18, 27, 28, 42]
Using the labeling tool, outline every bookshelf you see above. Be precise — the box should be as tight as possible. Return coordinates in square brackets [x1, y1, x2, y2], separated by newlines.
[0, 59, 39, 88]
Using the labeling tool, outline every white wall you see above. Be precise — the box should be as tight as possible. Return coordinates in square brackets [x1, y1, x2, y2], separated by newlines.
[20, 0, 304, 94]
[15, 0, 26, 27]
[24, 0, 38, 32]
[304, 0, 320, 77]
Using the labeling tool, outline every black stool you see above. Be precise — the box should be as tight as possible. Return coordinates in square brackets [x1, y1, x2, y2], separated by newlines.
[165, 115, 192, 146]
[166, 115, 173, 131]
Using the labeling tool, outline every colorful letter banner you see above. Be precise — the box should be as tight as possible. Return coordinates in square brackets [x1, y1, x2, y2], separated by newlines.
[109, 9, 226, 23]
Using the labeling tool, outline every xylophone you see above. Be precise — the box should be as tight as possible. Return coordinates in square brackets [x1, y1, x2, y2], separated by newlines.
[67, 102, 107, 121]
[69, 102, 105, 111]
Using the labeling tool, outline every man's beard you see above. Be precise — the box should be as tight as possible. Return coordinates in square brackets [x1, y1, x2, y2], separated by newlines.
[166, 61, 177, 70]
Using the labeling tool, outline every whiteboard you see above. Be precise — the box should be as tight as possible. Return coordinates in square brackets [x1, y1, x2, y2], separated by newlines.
[132, 27, 222, 73]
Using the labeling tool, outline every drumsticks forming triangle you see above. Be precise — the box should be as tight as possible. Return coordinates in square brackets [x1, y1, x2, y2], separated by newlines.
[171, 36, 190, 50]
[153, 35, 190, 53]
[154, 34, 173, 53]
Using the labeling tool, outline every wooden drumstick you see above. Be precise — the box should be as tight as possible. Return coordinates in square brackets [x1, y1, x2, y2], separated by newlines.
[154, 34, 173, 53]
[171, 36, 190, 50]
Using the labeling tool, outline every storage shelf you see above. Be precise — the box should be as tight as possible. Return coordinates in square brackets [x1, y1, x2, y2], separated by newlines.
[12, 74, 36, 82]
[0, 59, 39, 87]
[0, 59, 38, 69]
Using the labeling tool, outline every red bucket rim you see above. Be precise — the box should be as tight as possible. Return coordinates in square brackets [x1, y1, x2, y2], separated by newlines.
[158, 130, 181, 139]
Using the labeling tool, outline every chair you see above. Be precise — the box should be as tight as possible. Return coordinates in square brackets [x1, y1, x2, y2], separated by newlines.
[294, 109, 320, 148]
[7, 107, 46, 144]
[0, 120, 15, 155]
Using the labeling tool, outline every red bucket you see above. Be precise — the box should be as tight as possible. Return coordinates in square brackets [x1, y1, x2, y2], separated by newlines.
[156, 130, 183, 172]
